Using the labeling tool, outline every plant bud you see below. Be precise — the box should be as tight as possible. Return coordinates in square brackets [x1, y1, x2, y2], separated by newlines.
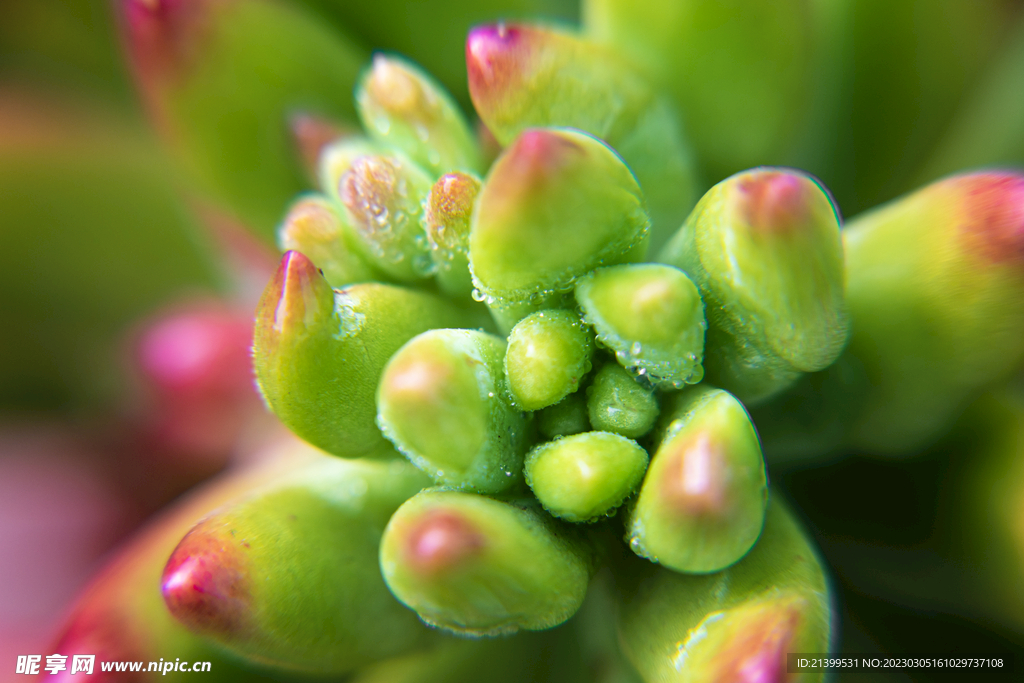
[586, 363, 659, 439]
[339, 152, 435, 283]
[121, 0, 365, 239]
[525, 431, 648, 523]
[661, 168, 848, 404]
[424, 171, 480, 298]
[380, 489, 593, 636]
[840, 171, 1024, 454]
[162, 456, 434, 673]
[537, 390, 592, 440]
[617, 497, 831, 682]
[318, 136, 385, 203]
[626, 386, 768, 574]
[377, 329, 527, 493]
[357, 53, 483, 176]
[277, 194, 382, 287]
[576, 264, 705, 389]
[470, 127, 650, 331]
[253, 251, 478, 458]
[467, 22, 696, 247]
[505, 310, 595, 411]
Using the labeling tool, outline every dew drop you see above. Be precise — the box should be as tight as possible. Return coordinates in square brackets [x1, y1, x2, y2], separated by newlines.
[630, 341, 642, 356]
[471, 288, 486, 302]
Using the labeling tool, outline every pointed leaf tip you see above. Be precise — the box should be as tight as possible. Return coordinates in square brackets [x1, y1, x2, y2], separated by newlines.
[162, 526, 251, 638]
[466, 24, 525, 94]
[257, 250, 330, 338]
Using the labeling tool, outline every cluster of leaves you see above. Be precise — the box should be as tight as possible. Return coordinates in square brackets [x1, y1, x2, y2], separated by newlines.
[11, 0, 1023, 681]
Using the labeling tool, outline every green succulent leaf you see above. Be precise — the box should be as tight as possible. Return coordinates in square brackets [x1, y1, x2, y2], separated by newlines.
[469, 127, 650, 331]
[660, 168, 848, 405]
[467, 22, 696, 248]
[162, 456, 435, 673]
[576, 264, 706, 389]
[252, 251, 482, 459]
[505, 309, 596, 412]
[838, 171, 1024, 454]
[379, 489, 593, 636]
[525, 431, 649, 523]
[585, 363, 660, 440]
[537, 390, 593, 440]
[625, 385, 768, 574]
[617, 496, 831, 683]
[377, 328, 528, 493]
[277, 193, 385, 287]
[356, 53, 483, 176]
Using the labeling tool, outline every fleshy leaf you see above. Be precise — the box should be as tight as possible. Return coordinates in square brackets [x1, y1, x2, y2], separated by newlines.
[380, 489, 593, 636]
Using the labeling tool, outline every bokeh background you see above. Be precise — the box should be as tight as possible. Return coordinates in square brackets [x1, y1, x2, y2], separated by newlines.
[2, 1, 1023, 681]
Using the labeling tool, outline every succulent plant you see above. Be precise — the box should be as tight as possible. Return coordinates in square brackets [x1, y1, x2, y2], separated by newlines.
[7, 0, 1024, 681]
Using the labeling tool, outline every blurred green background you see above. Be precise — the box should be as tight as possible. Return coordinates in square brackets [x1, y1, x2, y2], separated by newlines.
[1, 1, 1023, 681]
